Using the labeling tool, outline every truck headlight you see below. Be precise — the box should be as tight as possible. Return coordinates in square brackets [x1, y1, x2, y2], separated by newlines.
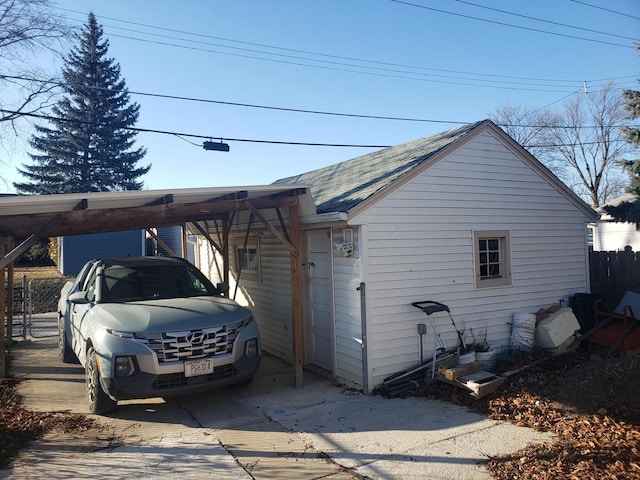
[245, 338, 258, 358]
[115, 356, 135, 376]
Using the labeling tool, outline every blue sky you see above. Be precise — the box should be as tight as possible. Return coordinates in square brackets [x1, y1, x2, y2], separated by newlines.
[2, 0, 639, 193]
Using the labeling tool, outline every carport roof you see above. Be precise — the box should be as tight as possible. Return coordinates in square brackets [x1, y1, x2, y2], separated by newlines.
[0, 184, 309, 239]
[0, 184, 312, 386]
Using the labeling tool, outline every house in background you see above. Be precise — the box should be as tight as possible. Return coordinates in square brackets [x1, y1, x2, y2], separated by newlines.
[58, 226, 196, 276]
[592, 193, 640, 251]
[58, 230, 146, 276]
[155, 226, 198, 263]
[195, 120, 597, 392]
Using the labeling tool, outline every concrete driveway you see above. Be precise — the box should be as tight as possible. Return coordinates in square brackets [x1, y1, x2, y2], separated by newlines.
[1, 315, 552, 479]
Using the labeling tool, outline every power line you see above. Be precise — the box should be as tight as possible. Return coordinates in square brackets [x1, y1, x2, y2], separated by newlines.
[1, 108, 634, 152]
[4, 73, 634, 128]
[569, 0, 640, 21]
[453, 0, 640, 42]
[390, 0, 636, 49]
[105, 32, 579, 93]
[0, 109, 394, 148]
[0, 73, 472, 123]
[57, 6, 637, 89]
[534, 89, 582, 113]
[55, 7, 580, 83]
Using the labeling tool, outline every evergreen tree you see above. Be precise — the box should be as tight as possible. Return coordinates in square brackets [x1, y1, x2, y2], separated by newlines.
[14, 12, 149, 194]
[605, 45, 640, 227]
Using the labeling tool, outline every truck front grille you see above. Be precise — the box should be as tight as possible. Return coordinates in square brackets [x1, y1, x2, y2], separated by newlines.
[137, 319, 249, 363]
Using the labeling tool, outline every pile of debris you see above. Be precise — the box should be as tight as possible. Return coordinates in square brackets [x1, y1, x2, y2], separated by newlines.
[374, 351, 456, 398]
[0, 377, 96, 468]
[377, 302, 585, 399]
[415, 350, 640, 479]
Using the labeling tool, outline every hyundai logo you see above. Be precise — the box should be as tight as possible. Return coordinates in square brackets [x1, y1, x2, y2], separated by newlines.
[186, 332, 207, 344]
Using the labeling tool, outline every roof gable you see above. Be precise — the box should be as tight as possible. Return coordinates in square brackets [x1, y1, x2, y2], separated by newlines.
[275, 121, 485, 213]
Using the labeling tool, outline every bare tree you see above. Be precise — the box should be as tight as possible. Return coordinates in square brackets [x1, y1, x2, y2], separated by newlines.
[489, 104, 568, 179]
[491, 83, 630, 208]
[542, 83, 629, 208]
[0, 0, 70, 180]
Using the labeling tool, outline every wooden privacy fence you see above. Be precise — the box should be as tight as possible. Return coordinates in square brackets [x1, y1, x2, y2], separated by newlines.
[589, 250, 640, 307]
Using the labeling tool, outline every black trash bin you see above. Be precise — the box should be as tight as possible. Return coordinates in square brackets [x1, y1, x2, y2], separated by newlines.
[569, 293, 603, 333]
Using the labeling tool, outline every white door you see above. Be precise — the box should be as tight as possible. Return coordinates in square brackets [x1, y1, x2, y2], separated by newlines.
[307, 229, 333, 371]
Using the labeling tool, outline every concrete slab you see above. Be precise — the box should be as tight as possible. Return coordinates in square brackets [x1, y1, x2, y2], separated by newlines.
[254, 392, 551, 479]
[1, 315, 554, 479]
[2, 428, 248, 480]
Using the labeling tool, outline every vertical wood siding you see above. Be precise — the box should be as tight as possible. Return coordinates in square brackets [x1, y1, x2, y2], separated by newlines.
[352, 131, 593, 386]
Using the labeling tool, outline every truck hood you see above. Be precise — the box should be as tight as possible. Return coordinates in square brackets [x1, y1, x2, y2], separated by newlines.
[91, 296, 252, 333]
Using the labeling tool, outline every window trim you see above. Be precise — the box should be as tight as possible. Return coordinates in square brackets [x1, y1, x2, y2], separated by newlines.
[474, 230, 512, 289]
[232, 238, 261, 282]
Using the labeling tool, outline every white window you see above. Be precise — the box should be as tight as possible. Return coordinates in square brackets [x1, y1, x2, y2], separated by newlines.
[474, 231, 512, 288]
[233, 239, 260, 281]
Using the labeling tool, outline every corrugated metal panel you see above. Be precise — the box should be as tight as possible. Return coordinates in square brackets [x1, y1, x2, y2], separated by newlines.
[59, 230, 145, 275]
[353, 131, 594, 388]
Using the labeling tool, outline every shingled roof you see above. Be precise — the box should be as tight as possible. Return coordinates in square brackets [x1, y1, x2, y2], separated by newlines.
[274, 120, 486, 214]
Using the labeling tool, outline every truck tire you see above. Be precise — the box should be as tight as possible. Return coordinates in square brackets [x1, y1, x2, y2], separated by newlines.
[58, 317, 77, 363]
[86, 347, 117, 414]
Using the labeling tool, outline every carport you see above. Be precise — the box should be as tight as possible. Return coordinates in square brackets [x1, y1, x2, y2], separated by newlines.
[0, 185, 310, 385]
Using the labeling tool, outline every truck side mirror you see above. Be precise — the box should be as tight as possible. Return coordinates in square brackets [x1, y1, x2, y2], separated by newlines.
[69, 291, 89, 304]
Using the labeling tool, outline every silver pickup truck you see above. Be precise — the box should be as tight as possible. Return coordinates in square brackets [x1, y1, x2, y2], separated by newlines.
[57, 256, 261, 414]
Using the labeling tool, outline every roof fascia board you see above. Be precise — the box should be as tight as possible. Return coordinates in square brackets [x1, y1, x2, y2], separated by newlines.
[346, 121, 597, 223]
[0, 192, 302, 238]
[299, 212, 349, 230]
[487, 123, 598, 221]
[347, 121, 491, 221]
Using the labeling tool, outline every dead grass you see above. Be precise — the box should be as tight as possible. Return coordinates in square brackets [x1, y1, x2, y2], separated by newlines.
[11, 266, 65, 284]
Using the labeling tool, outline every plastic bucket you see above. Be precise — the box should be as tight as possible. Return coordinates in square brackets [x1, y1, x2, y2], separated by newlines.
[475, 348, 497, 371]
[458, 350, 476, 365]
[511, 313, 536, 351]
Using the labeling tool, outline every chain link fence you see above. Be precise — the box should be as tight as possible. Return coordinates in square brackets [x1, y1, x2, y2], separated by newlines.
[5, 276, 71, 340]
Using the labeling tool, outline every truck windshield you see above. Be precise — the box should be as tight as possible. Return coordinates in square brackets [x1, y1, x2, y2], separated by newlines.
[101, 263, 218, 302]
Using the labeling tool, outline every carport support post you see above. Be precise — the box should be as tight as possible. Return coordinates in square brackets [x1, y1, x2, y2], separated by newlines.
[181, 223, 188, 259]
[222, 217, 230, 297]
[6, 237, 14, 346]
[0, 237, 5, 378]
[290, 204, 304, 387]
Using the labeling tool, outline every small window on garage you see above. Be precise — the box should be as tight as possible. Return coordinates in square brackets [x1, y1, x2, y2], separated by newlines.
[233, 239, 260, 282]
[474, 230, 512, 288]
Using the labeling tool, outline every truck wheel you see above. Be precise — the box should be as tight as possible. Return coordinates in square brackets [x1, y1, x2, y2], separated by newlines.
[86, 347, 117, 414]
[57, 317, 77, 363]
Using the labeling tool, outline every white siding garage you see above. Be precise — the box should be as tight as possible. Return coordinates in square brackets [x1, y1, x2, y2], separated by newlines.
[200, 120, 596, 392]
[348, 128, 593, 385]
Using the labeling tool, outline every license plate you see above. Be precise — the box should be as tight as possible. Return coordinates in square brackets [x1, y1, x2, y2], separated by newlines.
[184, 358, 214, 378]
